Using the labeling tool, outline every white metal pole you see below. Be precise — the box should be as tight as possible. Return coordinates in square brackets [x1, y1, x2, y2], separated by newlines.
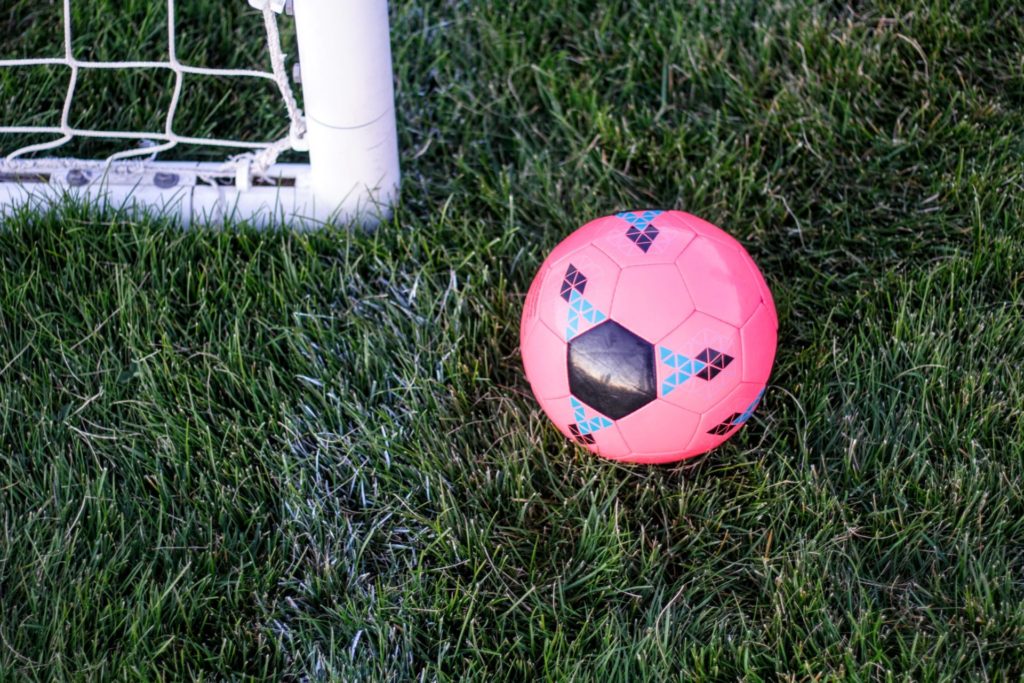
[292, 0, 400, 225]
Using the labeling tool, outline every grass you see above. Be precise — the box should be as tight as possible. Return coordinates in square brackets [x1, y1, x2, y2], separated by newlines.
[2, 0, 1024, 679]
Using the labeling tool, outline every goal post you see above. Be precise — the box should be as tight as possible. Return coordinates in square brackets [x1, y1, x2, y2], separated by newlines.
[0, 0, 400, 228]
[292, 0, 400, 223]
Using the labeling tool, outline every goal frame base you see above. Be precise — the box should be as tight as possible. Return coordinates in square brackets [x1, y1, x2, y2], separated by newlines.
[0, 158, 392, 228]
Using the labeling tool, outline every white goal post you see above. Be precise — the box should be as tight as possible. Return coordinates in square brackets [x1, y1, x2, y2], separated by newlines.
[0, 0, 400, 228]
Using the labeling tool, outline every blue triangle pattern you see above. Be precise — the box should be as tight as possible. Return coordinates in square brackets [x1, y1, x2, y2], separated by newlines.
[706, 388, 766, 435]
[578, 415, 613, 435]
[658, 346, 707, 396]
[566, 314, 579, 339]
[570, 397, 586, 422]
[618, 211, 664, 252]
[568, 397, 613, 437]
[616, 210, 663, 230]
[733, 388, 765, 426]
[565, 289, 607, 339]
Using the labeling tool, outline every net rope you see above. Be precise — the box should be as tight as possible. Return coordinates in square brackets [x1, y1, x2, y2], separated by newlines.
[0, 0, 306, 180]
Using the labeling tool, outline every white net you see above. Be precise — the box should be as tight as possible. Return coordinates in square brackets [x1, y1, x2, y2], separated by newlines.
[0, 0, 306, 182]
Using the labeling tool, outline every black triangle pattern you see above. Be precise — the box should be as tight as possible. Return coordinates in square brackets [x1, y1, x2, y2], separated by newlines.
[694, 347, 734, 380]
[707, 412, 742, 435]
[625, 224, 660, 253]
[560, 264, 588, 302]
[618, 210, 663, 253]
[569, 423, 596, 445]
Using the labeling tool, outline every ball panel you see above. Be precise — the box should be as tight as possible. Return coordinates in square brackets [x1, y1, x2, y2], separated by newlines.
[671, 211, 743, 249]
[656, 311, 742, 414]
[735, 246, 778, 323]
[539, 394, 630, 459]
[521, 319, 571, 400]
[675, 236, 761, 327]
[541, 215, 623, 266]
[590, 422, 633, 460]
[591, 212, 696, 267]
[520, 265, 545, 346]
[615, 399, 700, 459]
[691, 382, 766, 454]
[739, 303, 777, 385]
[759, 277, 777, 323]
[610, 264, 695, 344]
[617, 448, 704, 465]
[567, 321, 656, 420]
[536, 245, 621, 343]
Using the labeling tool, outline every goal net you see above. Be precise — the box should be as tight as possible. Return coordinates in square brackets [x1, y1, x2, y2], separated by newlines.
[0, 0, 400, 228]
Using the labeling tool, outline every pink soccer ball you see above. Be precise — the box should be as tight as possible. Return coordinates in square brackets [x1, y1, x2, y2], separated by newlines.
[520, 210, 778, 464]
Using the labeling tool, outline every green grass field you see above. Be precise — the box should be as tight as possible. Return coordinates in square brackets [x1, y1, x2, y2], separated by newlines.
[2, 0, 1024, 680]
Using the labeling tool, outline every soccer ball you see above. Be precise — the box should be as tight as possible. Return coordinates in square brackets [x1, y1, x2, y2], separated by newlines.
[520, 210, 777, 464]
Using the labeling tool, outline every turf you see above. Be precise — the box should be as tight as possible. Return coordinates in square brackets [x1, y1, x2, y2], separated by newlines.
[2, 0, 1024, 680]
